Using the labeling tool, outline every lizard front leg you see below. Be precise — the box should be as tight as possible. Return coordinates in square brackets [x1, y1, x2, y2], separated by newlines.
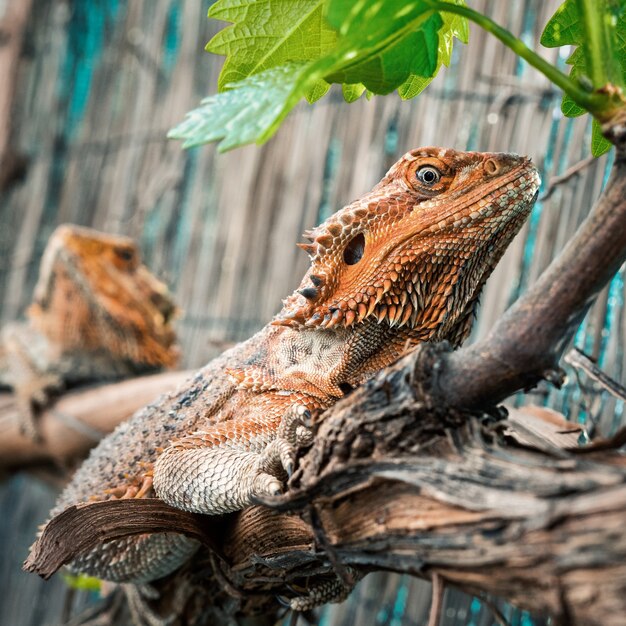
[153, 398, 314, 515]
[2, 324, 63, 439]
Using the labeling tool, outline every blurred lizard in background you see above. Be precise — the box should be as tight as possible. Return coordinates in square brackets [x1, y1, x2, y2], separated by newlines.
[0, 225, 179, 439]
[33, 148, 540, 610]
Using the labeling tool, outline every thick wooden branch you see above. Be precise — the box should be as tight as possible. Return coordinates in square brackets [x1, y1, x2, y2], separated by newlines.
[26, 355, 626, 625]
[0, 370, 192, 469]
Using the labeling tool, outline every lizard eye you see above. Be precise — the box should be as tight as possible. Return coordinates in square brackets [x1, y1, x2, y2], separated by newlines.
[343, 233, 365, 265]
[416, 166, 441, 185]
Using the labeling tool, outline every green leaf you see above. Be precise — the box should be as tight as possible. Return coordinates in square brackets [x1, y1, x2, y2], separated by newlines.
[207, 0, 337, 101]
[541, 0, 625, 155]
[172, 0, 469, 150]
[540, 0, 584, 47]
[541, 0, 624, 88]
[62, 573, 102, 592]
[322, 1, 442, 93]
[342, 83, 366, 102]
[591, 117, 612, 155]
[399, 2, 469, 99]
[168, 64, 310, 151]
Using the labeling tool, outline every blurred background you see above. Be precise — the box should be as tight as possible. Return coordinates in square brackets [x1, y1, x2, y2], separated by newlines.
[0, 0, 623, 624]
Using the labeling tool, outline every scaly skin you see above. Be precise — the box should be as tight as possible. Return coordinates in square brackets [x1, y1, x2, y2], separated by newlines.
[43, 148, 540, 605]
[0, 225, 179, 438]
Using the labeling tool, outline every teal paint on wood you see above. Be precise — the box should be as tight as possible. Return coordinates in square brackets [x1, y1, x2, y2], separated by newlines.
[59, 0, 122, 138]
[163, 2, 181, 75]
[317, 137, 342, 224]
[163, 149, 200, 281]
[389, 577, 409, 626]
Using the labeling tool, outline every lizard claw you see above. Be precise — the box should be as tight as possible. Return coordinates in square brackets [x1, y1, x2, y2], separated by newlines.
[253, 472, 283, 497]
[258, 438, 296, 478]
[275, 594, 292, 608]
[277, 404, 312, 443]
[296, 424, 314, 446]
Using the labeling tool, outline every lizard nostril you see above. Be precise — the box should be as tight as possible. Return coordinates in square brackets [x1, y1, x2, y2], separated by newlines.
[484, 159, 500, 175]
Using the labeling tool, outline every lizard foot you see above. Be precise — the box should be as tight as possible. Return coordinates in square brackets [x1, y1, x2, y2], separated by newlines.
[283, 567, 362, 612]
[153, 403, 314, 515]
[254, 403, 313, 483]
[14, 372, 63, 441]
[102, 465, 154, 501]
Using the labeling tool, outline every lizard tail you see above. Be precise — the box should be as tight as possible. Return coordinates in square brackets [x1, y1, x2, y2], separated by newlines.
[67, 533, 199, 583]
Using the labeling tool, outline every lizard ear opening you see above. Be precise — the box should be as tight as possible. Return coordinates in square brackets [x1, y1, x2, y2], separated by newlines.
[343, 233, 365, 265]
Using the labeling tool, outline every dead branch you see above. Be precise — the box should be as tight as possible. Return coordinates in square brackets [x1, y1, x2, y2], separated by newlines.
[564, 347, 626, 403]
[539, 155, 596, 202]
[25, 360, 626, 625]
[0, 371, 192, 469]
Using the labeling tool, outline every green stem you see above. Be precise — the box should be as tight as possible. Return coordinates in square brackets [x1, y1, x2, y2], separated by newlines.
[577, 0, 611, 86]
[424, 0, 607, 115]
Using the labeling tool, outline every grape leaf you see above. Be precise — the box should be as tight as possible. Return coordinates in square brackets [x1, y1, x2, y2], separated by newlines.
[322, 1, 441, 93]
[399, 3, 469, 99]
[540, 0, 583, 48]
[342, 83, 366, 102]
[541, 0, 626, 156]
[207, 0, 336, 102]
[171, 0, 471, 150]
[168, 64, 310, 151]
[591, 118, 612, 156]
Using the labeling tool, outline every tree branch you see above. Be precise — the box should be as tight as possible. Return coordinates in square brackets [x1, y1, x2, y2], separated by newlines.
[0, 371, 192, 470]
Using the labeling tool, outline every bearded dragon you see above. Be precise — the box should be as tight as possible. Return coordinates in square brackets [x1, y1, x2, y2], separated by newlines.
[1, 224, 179, 438]
[38, 148, 540, 606]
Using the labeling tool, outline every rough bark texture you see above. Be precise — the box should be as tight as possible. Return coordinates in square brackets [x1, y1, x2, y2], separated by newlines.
[26, 348, 626, 626]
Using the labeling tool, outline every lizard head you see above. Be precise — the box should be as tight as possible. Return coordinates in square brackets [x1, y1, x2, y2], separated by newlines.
[28, 225, 180, 368]
[275, 147, 540, 344]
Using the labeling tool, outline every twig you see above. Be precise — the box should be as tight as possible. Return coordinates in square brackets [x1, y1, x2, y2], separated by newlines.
[208, 552, 246, 600]
[479, 594, 512, 626]
[564, 348, 626, 403]
[427, 573, 444, 626]
[540, 155, 596, 202]
[0, 370, 193, 469]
